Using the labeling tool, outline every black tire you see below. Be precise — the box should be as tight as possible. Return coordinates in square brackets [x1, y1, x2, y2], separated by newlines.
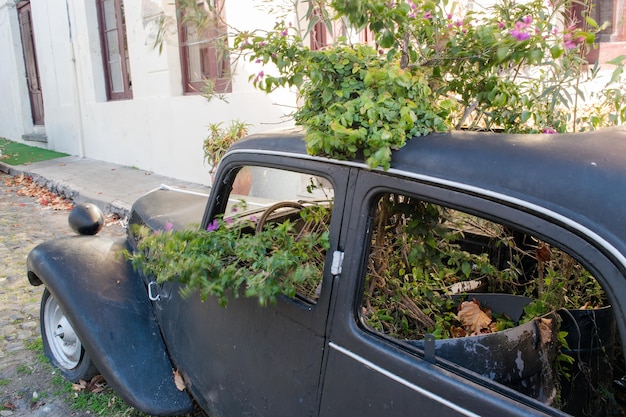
[40, 288, 99, 382]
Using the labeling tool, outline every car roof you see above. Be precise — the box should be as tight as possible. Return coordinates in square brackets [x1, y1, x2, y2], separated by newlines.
[228, 126, 626, 259]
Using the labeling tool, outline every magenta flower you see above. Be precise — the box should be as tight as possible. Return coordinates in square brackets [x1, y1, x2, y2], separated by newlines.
[249, 215, 258, 223]
[563, 30, 579, 49]
[225, 217, 234, 224]
[423, 11, 433, 19]
[510, 22, 530, 41]
[254, 70, 265, 83]
[447, 13, 453, 20]
[523, 15, 533, 25]
[207, 219, 219, 232]
[543, 127, 558, 134]
[280, 29, 288, 36]
[164, 222, 173, 232]
[498, 22, 505, 29]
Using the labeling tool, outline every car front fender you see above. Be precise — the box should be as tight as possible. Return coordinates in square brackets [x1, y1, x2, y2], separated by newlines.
[27, 236, 193, 416]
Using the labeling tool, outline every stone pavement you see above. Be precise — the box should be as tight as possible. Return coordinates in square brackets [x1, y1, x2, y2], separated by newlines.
[0, 155, 210, 416]
[0, 156, 210, 218]
[0, 170, 130, 361]
[0, 171, 127, 416]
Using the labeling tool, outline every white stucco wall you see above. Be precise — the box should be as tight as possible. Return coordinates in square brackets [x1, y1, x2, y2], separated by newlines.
[0, 0, 298, 185]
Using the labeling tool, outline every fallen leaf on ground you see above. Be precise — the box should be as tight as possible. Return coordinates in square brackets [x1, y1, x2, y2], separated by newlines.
[5, 174, 73, 210]
[3, 401, 16, 410]
[72, 375, 107, 393]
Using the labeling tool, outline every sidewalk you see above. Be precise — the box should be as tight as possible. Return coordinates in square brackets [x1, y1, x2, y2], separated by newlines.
[0, 156, 209, 218]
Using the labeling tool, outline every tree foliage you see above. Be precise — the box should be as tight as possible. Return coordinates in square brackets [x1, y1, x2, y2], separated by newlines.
[234, 0, 625, 169]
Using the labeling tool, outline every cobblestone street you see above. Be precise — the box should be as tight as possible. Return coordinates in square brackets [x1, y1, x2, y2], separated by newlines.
[0, 172, 125, 416]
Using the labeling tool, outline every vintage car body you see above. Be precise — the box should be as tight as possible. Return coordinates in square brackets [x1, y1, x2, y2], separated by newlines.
[27, 127, 626, 416]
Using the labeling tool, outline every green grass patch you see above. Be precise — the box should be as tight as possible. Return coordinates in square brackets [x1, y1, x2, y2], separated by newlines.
[16, 363, 33, 375]
[0, 138, 68, 165]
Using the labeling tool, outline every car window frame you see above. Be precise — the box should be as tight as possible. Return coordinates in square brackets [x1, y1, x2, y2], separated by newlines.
[202, 152, 353, 333]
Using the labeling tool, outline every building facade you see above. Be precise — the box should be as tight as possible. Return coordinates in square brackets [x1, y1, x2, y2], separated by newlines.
[0, 0, 298, 184]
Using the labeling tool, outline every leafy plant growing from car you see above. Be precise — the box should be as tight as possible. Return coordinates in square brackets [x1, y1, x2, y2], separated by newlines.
[129, 203, 330, 306]
[233, 0, 624, 170]
[361, 194, 608, 342]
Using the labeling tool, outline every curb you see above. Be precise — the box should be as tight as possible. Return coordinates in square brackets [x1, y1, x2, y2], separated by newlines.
[0, 160, 130, 218]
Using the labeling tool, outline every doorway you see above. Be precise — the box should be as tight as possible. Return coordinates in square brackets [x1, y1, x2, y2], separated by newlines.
[17, 1, 44, 126]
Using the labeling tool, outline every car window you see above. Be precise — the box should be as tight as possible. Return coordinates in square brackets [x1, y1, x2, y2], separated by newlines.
[223, 166, 334, 304]
[359, 192, 620, 416]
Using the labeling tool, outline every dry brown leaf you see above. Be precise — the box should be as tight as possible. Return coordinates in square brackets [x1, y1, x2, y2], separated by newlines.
[5, 174, 73, 210]
[3, 401, 16, 410]
[450, 326, 467, 338]
[86, 374, 106, 393]
[457, 300, 493, 336]
[537, 317, 554, 346]
[71, 380, 87, 392]
[71, 375, 107, 393]
[173, 369, 186, 391]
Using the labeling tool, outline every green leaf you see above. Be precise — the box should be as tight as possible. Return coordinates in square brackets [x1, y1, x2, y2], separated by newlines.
[496, 46, 509, 62]
[380, 30, 395, 48]
[291, 73, 304, 89]
[550, 45, 563, 59]
[607, 55, 626, 66]
[585, 16, 598, 28]
[608, 65, 624, 86]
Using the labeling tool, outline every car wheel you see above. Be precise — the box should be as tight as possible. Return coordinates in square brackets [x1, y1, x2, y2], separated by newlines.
[40, 288, 99, 382]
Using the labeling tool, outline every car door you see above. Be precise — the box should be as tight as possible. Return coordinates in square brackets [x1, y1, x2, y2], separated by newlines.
[154, 154, 351, 417]
[319, 169, 626, 417]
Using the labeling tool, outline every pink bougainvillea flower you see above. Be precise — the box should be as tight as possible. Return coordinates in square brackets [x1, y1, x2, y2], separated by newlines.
[249, 215, 258, 223]
[563, 32, 577, 49]
[280, 29, 288, 36]
[423, 11, 433, 19]
[498, 21, 505, 29]
[207, 219, 219, 232]
[543, 127, 558, 134]
[224, 217, 234, 224]
[523, 15, 533, 24]
[510, 22, 530, 41]
[164, 222, 173, 232]
[254, 70, 265, 83]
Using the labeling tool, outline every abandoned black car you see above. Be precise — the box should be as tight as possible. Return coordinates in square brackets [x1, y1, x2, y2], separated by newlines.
[27, 127, 626, 416]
